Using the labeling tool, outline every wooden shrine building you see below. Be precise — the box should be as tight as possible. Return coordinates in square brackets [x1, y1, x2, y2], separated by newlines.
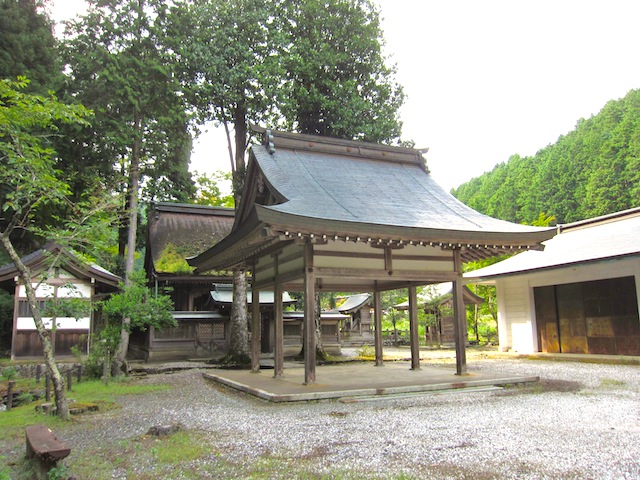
[189, 129, 555, 384]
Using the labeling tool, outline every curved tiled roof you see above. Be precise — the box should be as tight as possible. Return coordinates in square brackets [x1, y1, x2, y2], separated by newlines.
[190, 130, 555, 272]
[253, 144, 544, 235]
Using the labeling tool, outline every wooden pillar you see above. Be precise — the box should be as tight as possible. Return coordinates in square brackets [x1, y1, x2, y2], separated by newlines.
[374, 290, 383, 366]
[303, 243, 316, 384]
[453, 249, 468, 375]
[250, 267, 261, 373]
[273, 282, 284, 377]
[409, 285, 420, 370]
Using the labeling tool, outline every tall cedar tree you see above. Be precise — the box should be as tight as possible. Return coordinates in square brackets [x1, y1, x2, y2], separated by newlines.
[0, 0, 62, 95]
[279, 0, 404, 143]
[62, 0, 195, 372]
[169, 0, 405, 361]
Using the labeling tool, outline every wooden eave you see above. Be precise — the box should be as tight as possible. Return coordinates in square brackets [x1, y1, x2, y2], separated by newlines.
[255, 206, 549, 262]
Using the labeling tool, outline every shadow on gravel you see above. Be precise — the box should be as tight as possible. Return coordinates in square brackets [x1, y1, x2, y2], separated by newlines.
[496, 378, 583, 396]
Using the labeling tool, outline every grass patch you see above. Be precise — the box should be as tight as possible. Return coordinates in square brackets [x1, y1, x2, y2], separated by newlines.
[152, 431, 210, 464]
[0, 378, 170, 439]
[600, 377, 626, 388]
[69, 377, 170, 403]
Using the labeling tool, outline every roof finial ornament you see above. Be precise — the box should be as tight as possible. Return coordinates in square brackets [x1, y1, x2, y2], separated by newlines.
[264, 129, 275, 155]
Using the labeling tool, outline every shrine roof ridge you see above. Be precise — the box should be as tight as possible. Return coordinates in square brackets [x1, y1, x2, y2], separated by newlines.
[251, 125, 429, 171]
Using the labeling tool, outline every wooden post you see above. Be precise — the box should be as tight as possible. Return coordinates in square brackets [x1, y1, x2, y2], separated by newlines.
[374, 290, 384, 366]
[453, 249, 468, 375]
[6, 381, 14, 410]
[76, 365, 82, 384]
[251, 267, 261, 373]
[66, 369, 72, 391]
[303, 243, 316, 385]
[273, 282, 284, 377]
[36, 364, 42, 383]
[409, 286, 420, 370]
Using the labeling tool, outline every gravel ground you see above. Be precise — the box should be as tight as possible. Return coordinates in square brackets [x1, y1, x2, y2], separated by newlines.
[7, 351, 640, 479]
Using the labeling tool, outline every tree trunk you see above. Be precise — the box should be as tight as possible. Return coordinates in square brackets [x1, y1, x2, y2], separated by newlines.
[0, 236, 70, 419]
[114, 112, 141, 375]
[226, 105, 251, 364]
[228, 268, 250, 363]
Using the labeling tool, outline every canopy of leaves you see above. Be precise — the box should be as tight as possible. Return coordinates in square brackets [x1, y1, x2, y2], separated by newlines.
[193, 171, 234, 207]
[60, 0, 196, 204]
[169, 0, 407, 182]
[452, 89, 640, 224]
[0, 78, 92, 236]
[278, 0, 405, 144]
[0, 0, 61, 94]
[101, 270, 176, 331]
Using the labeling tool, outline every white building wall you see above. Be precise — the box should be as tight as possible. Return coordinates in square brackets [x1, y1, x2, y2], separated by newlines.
[497, 256, 640, 354]
[496, 277, 534, 353]
[17, 317, 91, 330]
[15, 274, 93, 331]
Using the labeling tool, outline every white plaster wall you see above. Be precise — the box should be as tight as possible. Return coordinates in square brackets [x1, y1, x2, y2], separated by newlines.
[18, 282, 91, 298]
[496, 278, 534, 353]
[17, 317, 90, 330]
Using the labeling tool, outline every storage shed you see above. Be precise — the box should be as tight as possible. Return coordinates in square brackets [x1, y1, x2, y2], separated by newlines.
[465, 208, 640, 356]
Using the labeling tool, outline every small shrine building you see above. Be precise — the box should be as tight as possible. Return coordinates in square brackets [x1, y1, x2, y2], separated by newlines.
[189, 129, 554, 384]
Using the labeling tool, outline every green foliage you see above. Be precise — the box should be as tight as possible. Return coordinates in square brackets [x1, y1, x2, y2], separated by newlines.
[60, 0, 196, 236]
[155, 243, 196, 274]
[0, 77, 92, 229]
[453, 89, 640, 223]
[0, 289, 12, 352]
[0, 456, 9, 480]
[170, 0, 407, 168]
[0, 0, 62, 94]
[193, 171, 234, 207]
[1, 366, 18, 381]
[46, 462, 69, 480]
[278, 0, 405, 144]
[15, 392, 35, 406]
[42, 288, 91, 322]
[0, 377, 170, 440]
[101, 270, 176, 333]
[152, 431, 209, 464]
[356, 345, 375, 359]
[464, 257, 504, 344]
[82, 328, 121, 380]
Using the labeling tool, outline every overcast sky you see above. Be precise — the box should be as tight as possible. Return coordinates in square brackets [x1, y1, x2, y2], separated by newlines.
[50, 0, 640, 191]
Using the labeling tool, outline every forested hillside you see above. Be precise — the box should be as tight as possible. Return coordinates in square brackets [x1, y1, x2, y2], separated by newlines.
[452, 89, 640, 224]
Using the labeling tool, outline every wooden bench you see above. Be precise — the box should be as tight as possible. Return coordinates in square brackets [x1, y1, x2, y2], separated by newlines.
[25, 424, 70, 479]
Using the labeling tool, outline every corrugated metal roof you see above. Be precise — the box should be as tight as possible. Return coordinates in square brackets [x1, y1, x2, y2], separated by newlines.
[465, 210, 640, 279]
